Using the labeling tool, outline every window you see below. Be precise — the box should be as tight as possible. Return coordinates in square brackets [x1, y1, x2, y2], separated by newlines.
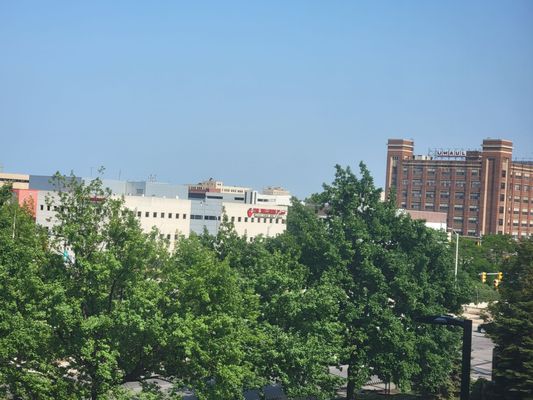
[500, 194, 505, 201]
[441, 180, 451, 187]
[137, 211, 141, 217]
[471, 181, 481, 189]
[499, 206, 504, 213]
[428, 167, 436, 175]
[40, 205, 44, 211]
[161, 212, 165, 218]
[412, 190, 421, 198]
[166, 234, 171, 239]
[502, 170, 507, 178]
[47, 205, 51, 211]
[455, 192, 465, 200]
[439, 203, 449, 210]
[498, 219, 503, 226]
[411, 202, 421, 210]
[440, 191, 450, 199]
[183, 214, 187, 219]
[456, 181, 466, 188]
[168, 213, 172, 218]
[176, 213, 180, 219]
[402, 179, 409, 186]
[501, 183, 506, 189]
[468, 217, 477, 223]
[175, 234, 179, 240]
[276, 219, 279, 224]
[231, 216, 235, 222]
[471, 169, 479, 176]
[426, 191, 435, 199]
[159, 234, 164, 239]
[454, 204, 463, 210]
[153, 212, 157, 217]
[251, 218, 254, 222]
[426, 180, 436, 187]
[470, 192, 480, 200]
[145, 212, 149, 217]
[469, 205, 479, 212]
[515, 185, 521, 191]
[456, 169, 465, 176]
[244, 217, 248, 222]
[413, 179, 422, 186]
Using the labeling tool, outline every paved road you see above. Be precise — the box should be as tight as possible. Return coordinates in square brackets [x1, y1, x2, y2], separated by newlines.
[471, 330, 494, 381]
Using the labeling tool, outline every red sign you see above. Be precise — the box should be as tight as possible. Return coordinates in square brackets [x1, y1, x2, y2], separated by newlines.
[247, 208, 286, 218]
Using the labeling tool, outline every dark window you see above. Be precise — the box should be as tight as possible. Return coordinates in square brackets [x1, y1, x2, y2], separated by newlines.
[231, 216, 235, 222]
[176, 213, 180, 219]
[183, 214, 187, 219]
[500, 194, 505, 201]
[251, 218, 254, 223]
[238, 217, 242, 222]
[145, 212, 149, 217]
[501, 183, 506, 189]
[166, 234, 171, 239]
[168, 213, 172, 218]
[137, 211, 141, 217]
[244, 217, 248, 222]
[153, 212, 157, 217]
[161, 212, 165, 218]
[40, 205, 44, 211]
[47, 205, 51, 211]
[502, 170, 507, 178]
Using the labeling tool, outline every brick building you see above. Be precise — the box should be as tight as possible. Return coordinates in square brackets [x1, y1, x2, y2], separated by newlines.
[385, 139, 533, 239]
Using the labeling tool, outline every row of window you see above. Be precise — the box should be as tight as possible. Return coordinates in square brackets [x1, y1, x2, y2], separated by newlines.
[405, 191, 479, 201]
[230, 216, 286, 224]
[403, 167, 480, 176]
[403, 180, 481, 188]
[137, 211, 188, 219]
[134, 211, 286, 225]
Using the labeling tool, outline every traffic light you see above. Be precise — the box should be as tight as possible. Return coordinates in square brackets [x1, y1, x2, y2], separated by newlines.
[498, 272, 503, 281]
[481, 272, 487, 283]
[493, 279, 500, 289]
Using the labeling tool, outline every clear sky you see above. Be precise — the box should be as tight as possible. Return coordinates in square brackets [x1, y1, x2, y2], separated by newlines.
[1, 1, 532, 198]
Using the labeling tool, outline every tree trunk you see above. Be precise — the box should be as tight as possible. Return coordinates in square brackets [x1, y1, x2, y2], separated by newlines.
[346, 362, 357, 400]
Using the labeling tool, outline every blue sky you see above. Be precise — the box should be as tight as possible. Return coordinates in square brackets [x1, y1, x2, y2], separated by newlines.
[1, 1, 532, 198]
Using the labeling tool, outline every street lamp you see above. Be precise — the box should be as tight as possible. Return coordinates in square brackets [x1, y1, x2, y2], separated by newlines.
[416, 315, 472, 400]
[448, 229, 460, 282]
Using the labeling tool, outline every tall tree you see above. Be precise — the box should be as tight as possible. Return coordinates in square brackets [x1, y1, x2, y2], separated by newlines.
[0, 186, 66, 398]
[489, 238, 533, 398]
[46, 172, 169, 399]
[313, 163, 462, 398]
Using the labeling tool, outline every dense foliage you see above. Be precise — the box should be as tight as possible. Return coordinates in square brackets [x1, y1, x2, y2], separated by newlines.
[0, 165, 480, 399]
[488, 238, 533, 398]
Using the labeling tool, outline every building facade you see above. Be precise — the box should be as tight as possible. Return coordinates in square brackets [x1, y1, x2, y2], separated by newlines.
[12, 175, 289, 243]
[385, 138, 533, 238]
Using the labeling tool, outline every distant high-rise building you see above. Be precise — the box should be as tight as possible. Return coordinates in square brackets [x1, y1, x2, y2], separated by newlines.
[385, 138, 533, 239]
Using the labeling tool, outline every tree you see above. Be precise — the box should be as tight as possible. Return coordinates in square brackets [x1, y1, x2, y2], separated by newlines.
[0, 185, 68, 398]
[312, 163, 462, 398]
[489, 238, 533, 398]
[161, 236, 260, 399]
[45, 172, 169, 399]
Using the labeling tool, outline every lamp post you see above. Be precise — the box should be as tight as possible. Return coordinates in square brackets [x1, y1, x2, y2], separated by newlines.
[416, 315, 472, 400]
[449, 229, 459, 282]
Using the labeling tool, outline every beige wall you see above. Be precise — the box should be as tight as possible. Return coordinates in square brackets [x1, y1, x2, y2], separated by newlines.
[0, 172, 30, 189]
[222, 202, 287, 240]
